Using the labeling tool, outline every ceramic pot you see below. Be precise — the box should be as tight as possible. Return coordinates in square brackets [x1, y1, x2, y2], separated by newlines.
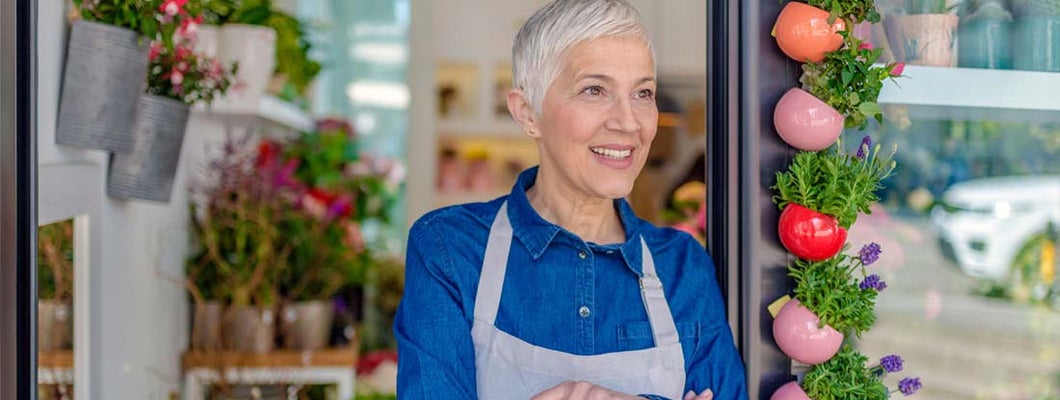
[773, 2, 845, 63]
[773, 88, 843, 151]
[778, 203, 847, 261]
[213, 24, 277, 108]
[223, 305, 276, 354]
[771, 381, 811, 400]
[773, 299, 844, 365]
[280, 300, 334, 350]
[884, 14, 960, 67]
[56, 20, 149, 153]
[189, 301, 223, 351]
[958, 18, 1012, 69]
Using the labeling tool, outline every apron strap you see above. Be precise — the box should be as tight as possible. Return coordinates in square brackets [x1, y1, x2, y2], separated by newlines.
[639, 237, 680, 346]
[473, 202, 513, 324]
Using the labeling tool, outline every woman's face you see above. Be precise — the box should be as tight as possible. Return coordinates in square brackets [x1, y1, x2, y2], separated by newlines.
[534, 36, 658, 200]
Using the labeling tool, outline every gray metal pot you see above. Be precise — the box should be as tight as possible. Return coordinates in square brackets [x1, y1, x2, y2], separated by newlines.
[280, 300, 334, 350]
[38, 300, 73, 351]
[56, 20, 148, 153]
[223, 305, 276, 354]
[107, 94, 190, 202]
[189, 301, 223, 352]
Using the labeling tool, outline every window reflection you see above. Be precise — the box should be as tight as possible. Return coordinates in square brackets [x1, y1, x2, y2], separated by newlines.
[38, 218, 74, 399]
[852, 119, 1060, 399]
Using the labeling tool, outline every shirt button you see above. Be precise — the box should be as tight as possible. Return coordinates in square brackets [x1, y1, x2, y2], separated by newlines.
[578, 306, 591, 318]
[578, 251, 587, 259]
[606, 250, 614, 255]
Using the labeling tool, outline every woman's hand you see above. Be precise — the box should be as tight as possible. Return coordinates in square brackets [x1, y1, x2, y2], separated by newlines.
[683, 389, 714, 400]
[530, 381, 645, 400]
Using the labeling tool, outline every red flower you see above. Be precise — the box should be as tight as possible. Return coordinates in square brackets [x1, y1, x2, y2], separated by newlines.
[858, 41, 873, 50]
[148, 41, 163, 61]
[159, 0, 188, 17]
[256, 140, 281, 168]
[177, 15, 203, 42]
[170, 70, 184, 85]
[890, 62, 905, 77]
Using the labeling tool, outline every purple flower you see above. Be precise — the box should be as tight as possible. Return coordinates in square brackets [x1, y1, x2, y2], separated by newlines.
[860, 274, 887, 291]
[859, 242, 881, 265]
[880, 355, 904, 373]
[856, 136, 872, 159]
[898, 377, 922, 396]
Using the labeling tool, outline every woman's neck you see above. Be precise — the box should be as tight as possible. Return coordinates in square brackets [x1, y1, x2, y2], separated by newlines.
[526, 167, 626, 245]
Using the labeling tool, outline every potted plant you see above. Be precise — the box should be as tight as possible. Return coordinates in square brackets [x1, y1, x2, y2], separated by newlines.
[187, 134, 290, 354]
[773, 2, 847, 64]
[57, 0, 161, 153]
[771, 345, 923, 399]
[884, 0, 961, 67]
[957, 0, 1013, 69]
[1011, 0, 1060, 71]
[771, 136, 897, 260]
[773, 245, 884, 364]
[108, 1, 237, 202]
[37, 220, 75, 351]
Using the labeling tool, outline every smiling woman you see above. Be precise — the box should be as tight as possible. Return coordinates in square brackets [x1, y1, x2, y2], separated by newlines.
[393, 1, 747, 400]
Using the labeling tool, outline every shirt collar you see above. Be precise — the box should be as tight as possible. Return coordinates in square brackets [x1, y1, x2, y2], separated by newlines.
[506, 167, 645, 277]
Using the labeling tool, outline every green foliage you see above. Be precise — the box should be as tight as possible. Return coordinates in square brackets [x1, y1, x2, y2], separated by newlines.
[72, 0, 161, 39]
[790, 253, 879, 336]
[802, 345, 889, 400]
[771, 138, 896, 229]
[276, 208, 362, 301]
[37, 220, 74, 301]
[805, 0, 882, 24]
[800, 32, 900, 130]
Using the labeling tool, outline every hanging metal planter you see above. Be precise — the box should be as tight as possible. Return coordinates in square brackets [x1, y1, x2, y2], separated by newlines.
[107, 94, 190, 202]
[56, 20, 149, 153]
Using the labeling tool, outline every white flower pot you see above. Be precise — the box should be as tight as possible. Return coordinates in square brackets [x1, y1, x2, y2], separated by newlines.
[193, 25, 221, 59]
[215, 24, 277, 108]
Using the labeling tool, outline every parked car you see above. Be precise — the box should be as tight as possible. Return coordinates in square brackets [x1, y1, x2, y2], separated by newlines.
[931, 175, 1060, 280]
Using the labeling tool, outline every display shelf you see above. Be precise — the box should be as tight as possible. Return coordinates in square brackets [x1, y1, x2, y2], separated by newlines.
[878, 65, 1060, 123]
[195, 95, 315, 133]
[38, 350, 74, 385]
[182, 346, 357, 400]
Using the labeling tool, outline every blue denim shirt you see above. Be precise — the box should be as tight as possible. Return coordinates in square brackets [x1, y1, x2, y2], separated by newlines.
[394, 167, 748, 400]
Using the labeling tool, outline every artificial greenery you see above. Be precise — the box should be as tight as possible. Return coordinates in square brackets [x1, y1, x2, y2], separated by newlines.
[802, 345, 889, 400]
[800, 32, 902, 130]
[789, 252, 880, 336]
[806, 0, 882, 24]
[772, 137, 897, 229]
[72, 0, 161, 39]
[38, 220, 74, 301]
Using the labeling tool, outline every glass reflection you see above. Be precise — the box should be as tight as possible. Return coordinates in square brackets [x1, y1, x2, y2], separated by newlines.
[38, 218, 74, 399]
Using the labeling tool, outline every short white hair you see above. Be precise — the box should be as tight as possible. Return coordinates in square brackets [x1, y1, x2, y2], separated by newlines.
[512, 0, 655, 113]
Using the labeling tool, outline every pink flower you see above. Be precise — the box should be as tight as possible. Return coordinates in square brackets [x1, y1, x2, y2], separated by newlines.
[176, 61, 189, 72]
[170, 70, 184, 85]
[858, 41, 873, 50]
[695, 202, 706, 232]
[177, 15, 203, 42]
[160, 0, 188, 17]
[890, 62, 905, 77]
[148, 42, 163, 61]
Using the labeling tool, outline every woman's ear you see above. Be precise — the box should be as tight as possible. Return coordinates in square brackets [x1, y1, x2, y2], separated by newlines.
[507, 89, 541, 138]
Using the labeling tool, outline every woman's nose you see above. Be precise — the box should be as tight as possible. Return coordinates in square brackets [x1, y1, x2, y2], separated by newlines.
[605, 99, 640, 133]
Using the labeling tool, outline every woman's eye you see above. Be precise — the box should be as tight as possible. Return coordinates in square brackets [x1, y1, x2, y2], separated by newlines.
[581, 86, 604, 96]
[636, 89, 655, 100]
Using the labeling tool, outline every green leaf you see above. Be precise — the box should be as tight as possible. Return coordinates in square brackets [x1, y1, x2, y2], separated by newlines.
[857, 101, 881, 118]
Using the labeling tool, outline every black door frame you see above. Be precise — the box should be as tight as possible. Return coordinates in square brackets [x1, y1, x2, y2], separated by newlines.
[707, 1, 799, 398]
[1, 0, 38, 398]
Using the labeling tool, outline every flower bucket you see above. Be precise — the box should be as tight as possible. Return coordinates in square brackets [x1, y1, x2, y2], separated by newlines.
[772, 299, 844, 365]
[223, 305, 276, 354]
[773, 88, 843, 151]
[56, 20, 149, 153]
[771, 381, 811, 400]
[213, 24, 277, 108]
[778, 203, 847, 261]
[884, 14, 960, 67]
[958, 18, 1012, 69]
[773, 2, 845, 63]
[279, 300, 334, 350]
[189, 301, 223, 352]
[38, 299, 73, 351]
[107, 94, 191, 202]
[1013, 16, 1060, 72]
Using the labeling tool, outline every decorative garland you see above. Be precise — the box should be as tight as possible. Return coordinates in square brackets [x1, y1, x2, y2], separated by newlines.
[768, 1, 923, 399]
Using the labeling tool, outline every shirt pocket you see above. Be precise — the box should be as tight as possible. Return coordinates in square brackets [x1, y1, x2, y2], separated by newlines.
[617, 321, 700, 351]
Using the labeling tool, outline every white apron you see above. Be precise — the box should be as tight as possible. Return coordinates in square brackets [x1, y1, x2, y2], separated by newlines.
[472, 202, 686, 400]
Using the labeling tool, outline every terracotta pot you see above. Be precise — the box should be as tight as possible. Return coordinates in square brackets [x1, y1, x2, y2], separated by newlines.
[771, 381, 811, 400]
[778, 203, 846, 261]
[773, 2, 845, 63]
[772, 299, 844, 365]
[884, 14, 960, 67]
[773, 88, 843, 151]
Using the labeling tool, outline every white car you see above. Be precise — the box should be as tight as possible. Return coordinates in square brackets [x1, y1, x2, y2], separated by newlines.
[931, 175, 1060, 280]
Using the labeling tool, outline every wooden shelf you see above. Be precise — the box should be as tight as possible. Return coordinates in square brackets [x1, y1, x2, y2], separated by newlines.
[38, 350, 73, 369]
[878, 65, 1060, 123]
[182, 346, 357, 370]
